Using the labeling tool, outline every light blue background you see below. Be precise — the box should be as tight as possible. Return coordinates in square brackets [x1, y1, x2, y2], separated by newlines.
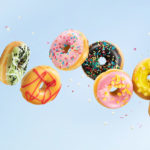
[0, 0, 150, 149]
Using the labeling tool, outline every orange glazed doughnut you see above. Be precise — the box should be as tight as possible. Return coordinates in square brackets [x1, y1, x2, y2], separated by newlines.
[20, 66, 61, 105]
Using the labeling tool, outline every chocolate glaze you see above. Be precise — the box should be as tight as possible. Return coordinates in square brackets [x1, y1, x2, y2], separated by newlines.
[82, 41, 123, 80]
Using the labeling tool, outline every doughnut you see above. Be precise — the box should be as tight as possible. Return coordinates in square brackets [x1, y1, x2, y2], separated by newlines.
[0, 41, 30, 85]
[20, 66, 61, 105]
[94, 69, 133, 109]
[82, 41, 124, 80]
[132, 58, 150, 99]
[49, 29, 89, 70]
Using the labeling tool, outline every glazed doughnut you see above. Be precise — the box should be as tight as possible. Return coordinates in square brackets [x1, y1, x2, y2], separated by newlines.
[94, 69, 133, 109]
[132, 58, 150, 99]
[49, 29, 89, 70]
[20, 66, 61, 105]
[82, 41, 124, 80]
[0, 41, 30, 85]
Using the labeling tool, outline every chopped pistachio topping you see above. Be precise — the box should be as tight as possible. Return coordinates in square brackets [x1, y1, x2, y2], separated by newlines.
[6, 44, 30, 85]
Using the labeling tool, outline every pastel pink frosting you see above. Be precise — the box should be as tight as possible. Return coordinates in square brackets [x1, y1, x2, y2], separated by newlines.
[96, 71, 133, 109]
[49, 29, 84, 69]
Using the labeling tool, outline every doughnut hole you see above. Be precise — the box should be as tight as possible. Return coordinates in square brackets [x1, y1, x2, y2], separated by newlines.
[39, 81, 51, 91]
[63, 45, 70, 53]
[147, 74, 150, 81]
[98, 57, 106, 65]
[109, 86, 120, 96]
[110, 87, 118, 92]
[39, 82, 44, 90]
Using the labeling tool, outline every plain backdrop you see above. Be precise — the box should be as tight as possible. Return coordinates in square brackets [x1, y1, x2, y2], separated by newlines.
[0, 0, 150, 150]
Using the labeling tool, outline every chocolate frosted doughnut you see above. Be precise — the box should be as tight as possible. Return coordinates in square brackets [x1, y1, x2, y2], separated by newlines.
[82, 41, 124, 80]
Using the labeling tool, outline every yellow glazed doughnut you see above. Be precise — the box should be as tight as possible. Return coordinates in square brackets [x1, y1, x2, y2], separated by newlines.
[132, 58, 150, 99]
[0, 41, 30, 85]
[20, 66, 61, 105]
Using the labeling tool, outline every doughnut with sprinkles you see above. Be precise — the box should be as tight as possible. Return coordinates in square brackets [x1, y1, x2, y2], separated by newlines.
[82, 41, 124, 80]
[49, 29, 89, 71]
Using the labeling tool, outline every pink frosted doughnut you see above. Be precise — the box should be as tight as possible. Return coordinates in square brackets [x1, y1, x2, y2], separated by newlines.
[49, 29, 89, 70]
[94, 69, 133, 109]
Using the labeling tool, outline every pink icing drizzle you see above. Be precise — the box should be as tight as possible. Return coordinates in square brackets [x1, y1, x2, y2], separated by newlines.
[49, 29, 84, 69]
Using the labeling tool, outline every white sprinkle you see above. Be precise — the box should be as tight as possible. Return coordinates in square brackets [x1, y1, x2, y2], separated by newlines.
[6, 27, 11, 31]
[31, 32, 35, 35]
[130, 126, 134, 130]
[148, 32, 150, 36]
[77, 82, 80, 86]
[18, 16, 22, 19]
[81, 74, 84, 78]
[112, 111, 115, 115]
[88, 98, 92, 103]
[69, 78, 73, 82]
[104, 122, 108, 126]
